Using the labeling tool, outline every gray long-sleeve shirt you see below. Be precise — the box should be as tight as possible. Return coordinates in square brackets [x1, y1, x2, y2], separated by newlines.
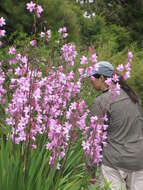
[90, 88, 143, 171]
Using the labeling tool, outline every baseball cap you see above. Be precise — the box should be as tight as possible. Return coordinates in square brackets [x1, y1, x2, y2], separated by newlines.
[92, 61, 114, 77]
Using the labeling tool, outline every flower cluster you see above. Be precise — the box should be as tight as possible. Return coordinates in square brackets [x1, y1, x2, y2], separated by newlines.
[61, 43, 77, 66]
[6, 55, 88, 168]
[26, 1, 43, 18]
[30, 39, 37, 47]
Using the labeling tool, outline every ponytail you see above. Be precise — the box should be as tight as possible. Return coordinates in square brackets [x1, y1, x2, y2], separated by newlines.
[118, 75, 139, 104]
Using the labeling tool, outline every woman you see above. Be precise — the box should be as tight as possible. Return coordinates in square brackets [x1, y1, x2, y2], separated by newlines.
[89, 61, 143, 190]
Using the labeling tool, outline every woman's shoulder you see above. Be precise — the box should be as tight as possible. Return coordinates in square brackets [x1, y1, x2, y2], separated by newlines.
[95, 90, 111, 102]
[95, 88, 129, 106]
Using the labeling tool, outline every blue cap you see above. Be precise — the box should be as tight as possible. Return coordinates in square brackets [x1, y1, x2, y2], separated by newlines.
[93, 61, 114, 77]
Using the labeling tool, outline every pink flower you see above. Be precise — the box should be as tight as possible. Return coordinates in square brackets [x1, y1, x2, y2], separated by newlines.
[80, 56, 88, 65]
[0, 29, 6, 37]
[8, 68, 13, 75]
[113, 83, 120, 95]
[112, 74, 119, 82]
[78, 68, 85, 76]
[63, 33, 68, 38]
[86, 64, 98, 76]
[123, 71, 130, 80]
[30, 39, 37, 46]
[15, 67, 23, 75]
[40, 32, 45, 38]
[0, 17, 6, 27]
[70, 102, 77, 110]
[9, 58, 17, 65]
[26, 1, 35, 12]
[128, 51, 133, 60]
[117, 64, 124, 72]
[8, 46, 16, 54]
[82, 140, 90, 153]
[31, 144, 37, 149]
[58, 27, 67, 33]
[35, 5, 43, 18]
[58, 27, 68, 38]
[16, 53, 22, 61]
[21, 56, 28, 64]
[90, 76, 95, 82]
[125, 62, 131, 71]
[46, 30, 51, 42]
[90, 53, 97, 63]
[109, 83, 120, 99]
[105, 78, 112, 86]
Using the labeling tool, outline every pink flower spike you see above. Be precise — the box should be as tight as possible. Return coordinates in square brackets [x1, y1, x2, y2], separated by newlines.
[8, 46, 16, 55]
[0, 29, 6, 37]
[30, 39, 37, 47]
[26, 1, 35, 12]
[0, 17, 6, 27]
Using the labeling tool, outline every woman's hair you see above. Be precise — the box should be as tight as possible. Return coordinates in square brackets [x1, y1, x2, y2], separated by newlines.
[118, 75, 139, 104]
[113, 70, 139, 104]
